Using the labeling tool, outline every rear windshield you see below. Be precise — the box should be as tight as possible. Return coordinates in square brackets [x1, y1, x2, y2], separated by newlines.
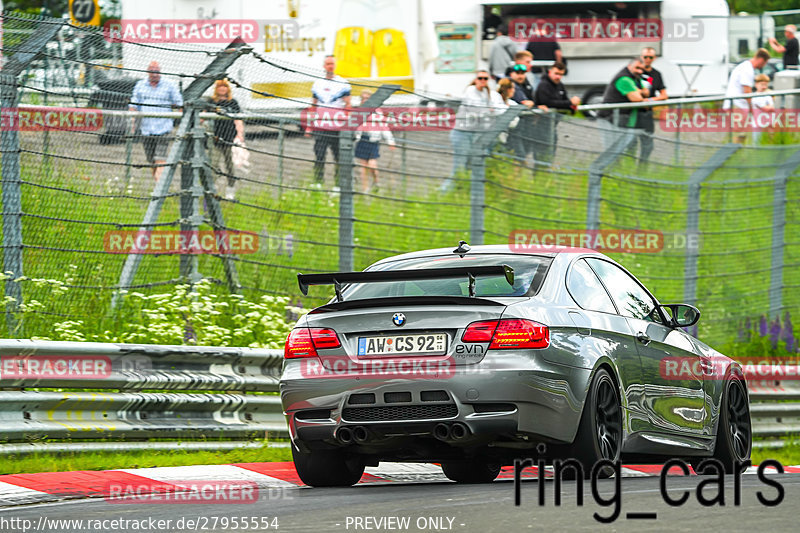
[341, 255, 551, 300]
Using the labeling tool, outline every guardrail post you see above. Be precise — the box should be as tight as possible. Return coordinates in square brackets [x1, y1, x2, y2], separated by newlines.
[585, 129, 635, 231]
[683, 144, 740, 306]
[768, 149, 800, 318]
[337, 84, 399, 271]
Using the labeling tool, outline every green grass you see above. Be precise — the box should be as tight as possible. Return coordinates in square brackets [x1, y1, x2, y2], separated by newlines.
[0, 444, 291, 475]
[752, 445, 800, 468]
[1, 442, 795, 476]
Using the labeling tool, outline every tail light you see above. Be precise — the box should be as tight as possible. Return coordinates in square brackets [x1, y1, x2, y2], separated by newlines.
[462, 319, 549, 349]
[285, 327, 341, 358]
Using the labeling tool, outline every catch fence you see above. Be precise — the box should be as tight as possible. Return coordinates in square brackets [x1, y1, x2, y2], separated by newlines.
[0, 12, 799, 349]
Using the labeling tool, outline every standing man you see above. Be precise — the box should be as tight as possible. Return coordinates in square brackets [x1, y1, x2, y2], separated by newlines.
[724, 48, 771, 143]
[769, 25, 798, 70]
[130, 61, 183, 182]
[526, 19, 563, 83]
[489, 24, 517, 81]
[307, 55, 351, 183]
[534, 62, 580, 163]
[597, 58, 653, 150]
[637, 47, 668, 160]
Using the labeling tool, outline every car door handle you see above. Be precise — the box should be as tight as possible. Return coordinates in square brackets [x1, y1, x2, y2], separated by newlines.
[636, 332, 651, 345]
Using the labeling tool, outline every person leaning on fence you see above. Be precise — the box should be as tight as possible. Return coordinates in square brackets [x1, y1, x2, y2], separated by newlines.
[724, 48, 771, 144]
[507, 63, 537, 164]
[597, 57, 655, 153]
[533, 61, 580, 165]
[130, 61, 183, 183]
[496, 78, 522, 154]
[505, 51, 539, 92]
[751, 74, 776, 145]
[305, 55, 351, 184]
[354, 90, 395, 194]
[441, 70, 505, 192]
[207, 79, 245, 200]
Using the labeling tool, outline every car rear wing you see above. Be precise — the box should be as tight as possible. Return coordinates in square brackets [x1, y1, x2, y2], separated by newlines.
[297, 265, 515, 301]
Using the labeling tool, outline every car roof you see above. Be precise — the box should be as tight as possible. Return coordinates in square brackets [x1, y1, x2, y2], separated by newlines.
[369, 244, 603, 266]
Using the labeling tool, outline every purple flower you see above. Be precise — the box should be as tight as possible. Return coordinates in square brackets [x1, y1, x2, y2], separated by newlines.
[769, 317, 781, 349]
[759, 315, 768, 337]
[782, 311, 796, 353]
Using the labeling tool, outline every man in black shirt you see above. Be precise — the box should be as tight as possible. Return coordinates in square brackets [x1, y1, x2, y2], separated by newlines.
[638, 47, 668, 161]
[534, 62, 580, 163]
[769, 24, 799, 70]
[525, 19, 563, 78]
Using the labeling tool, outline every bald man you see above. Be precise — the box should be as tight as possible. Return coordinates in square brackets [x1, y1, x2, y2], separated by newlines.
[769, 24, 799, 69]
[130, 61, 183, 181]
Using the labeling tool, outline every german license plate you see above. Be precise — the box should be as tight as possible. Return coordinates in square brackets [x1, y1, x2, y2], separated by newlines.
[357, 333, 447, 356]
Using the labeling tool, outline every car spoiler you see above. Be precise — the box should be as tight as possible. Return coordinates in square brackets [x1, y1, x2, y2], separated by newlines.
[297, 265, 515, 301]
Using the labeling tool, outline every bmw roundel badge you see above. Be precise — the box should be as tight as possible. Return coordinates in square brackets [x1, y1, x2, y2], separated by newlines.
[392, 313, 406, 327]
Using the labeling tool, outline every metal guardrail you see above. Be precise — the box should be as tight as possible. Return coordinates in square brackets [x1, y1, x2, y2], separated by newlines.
[0, 340, 286, 453]
[0, 340, 798, 453]
[749, 380, 800, 448]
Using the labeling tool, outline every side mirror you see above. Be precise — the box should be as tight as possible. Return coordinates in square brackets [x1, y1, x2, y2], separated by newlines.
[661, 304, 700, 328]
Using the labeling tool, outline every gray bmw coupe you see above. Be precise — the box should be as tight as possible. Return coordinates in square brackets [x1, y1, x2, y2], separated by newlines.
[280, 244, 751, 486]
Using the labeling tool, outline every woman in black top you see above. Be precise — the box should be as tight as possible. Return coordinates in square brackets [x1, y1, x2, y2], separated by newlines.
[210, 79, 244, 199]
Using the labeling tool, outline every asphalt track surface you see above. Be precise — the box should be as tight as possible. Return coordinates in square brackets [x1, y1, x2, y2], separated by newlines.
[2, 473, 798, 533]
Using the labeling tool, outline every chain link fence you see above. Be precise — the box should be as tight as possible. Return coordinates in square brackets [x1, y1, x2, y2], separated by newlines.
[1, 12, 799, 348]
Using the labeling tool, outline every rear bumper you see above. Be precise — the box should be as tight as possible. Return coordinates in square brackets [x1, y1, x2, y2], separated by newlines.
[280, 350, 591, 452]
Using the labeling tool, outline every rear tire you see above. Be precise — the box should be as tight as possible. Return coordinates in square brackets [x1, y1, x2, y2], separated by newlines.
[441, 460, 501, 483]
[568, 368, 622, 478]
[291, 446, 365, 487]
[713, 376, 751, 473]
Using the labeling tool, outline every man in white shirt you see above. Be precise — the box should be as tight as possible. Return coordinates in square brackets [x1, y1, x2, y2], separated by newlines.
[307, 55, 351, 183]
[724, 48, 770, 143]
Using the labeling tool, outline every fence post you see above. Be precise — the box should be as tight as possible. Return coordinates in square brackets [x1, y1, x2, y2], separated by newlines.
[1, 73, 24, 335]
[469, 107, 523, 245]
[768, 149, 800, 318]
[178, 106, 204, 286]
[585, 129, 635, 231]
[0, 16, 63, 336]
[337, 84, 399, 272]
[277, 118, 285, 196]
[682, 144, 740, 306]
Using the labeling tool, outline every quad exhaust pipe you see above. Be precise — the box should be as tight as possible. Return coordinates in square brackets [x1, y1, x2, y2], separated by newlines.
[433, 422, 470, 441]
[337, 425, 370, 445]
